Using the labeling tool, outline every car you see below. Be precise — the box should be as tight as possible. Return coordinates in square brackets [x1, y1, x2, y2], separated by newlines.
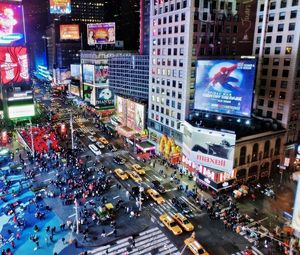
[99, 136, 109, 145]
[171, 197, 193, 216]
[146, 188, 165, 204]
[96, 141, 105, 149]
[113, 156, 126, 165]
[159, 213, 183, 236]
[114, 168, 128, 180]
[172, 213, 194, 231]
[88, 144, 102, 156]
[184, 236, 209, 255]
[88, 135, 97, 142]
[131, 186, 149, 202]
[107, 144, 117, 152]
[132, 164, 146, 175]
[128, 171, 142, 183]
[89, 131, 96, 136]
[151, 180, 166, 194]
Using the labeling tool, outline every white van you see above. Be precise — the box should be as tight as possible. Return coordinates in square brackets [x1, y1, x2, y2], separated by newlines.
[88, 144, 102, 155]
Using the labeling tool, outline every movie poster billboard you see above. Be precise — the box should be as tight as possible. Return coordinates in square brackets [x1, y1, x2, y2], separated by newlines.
[50, 0, 71, 14]
[194, 60, 256, 117]
[183, 122, 236, 173]
[87, 23, 115, 45]
[116, 96, 126, 125]
[135, 103, 145, 132]
[82, 64, 94, 84]
[70, 64, 80, 80]
[70, 84, 80, 96]
[83, 84, 95, 105]
[96, 87, 114, 109]
[126, 100, 136, 130]
[292, 176, 300, 233]
[0, 3, 25, 45]
[0, 46, 29, 84]
[95, 65, 108, 86]
[60, 24, 80, 41]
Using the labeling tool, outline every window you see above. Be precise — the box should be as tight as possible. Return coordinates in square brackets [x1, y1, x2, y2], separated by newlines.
[269, 13, 275, 21]
[239, 146, 247, 166]
[274, 138, 281, 155]
[274, 47, 281, 54]
[267, 25, 273, 32]
[292, 0, 299, 6]
[180, 25, 185, 33]
[263, 141, 270, 158]
[272, 69, 278, 76]
[177, 113, 181, 120]
[289, 23, 295, 31]
[263, 58, 269, 65]
[261, 79, 267, 86]
[286, 47, 292, 54]
[287, 35, 294, 43]
[279, 12, 285, 20]
[282, 70, 289, 77]
[278, 103, 284, 110]
[284, 58, 291, 66]
[269, 90, 275, 98]
[259, 15, 263, 22]
[278, 24, 284, 32]
[280, 0, 286, 8]
[177, 102, 181, 110]
[259, 89, 265, 96]
[276, 36, 282, 43]
[267, 111, 272, 118]
[258, 99, 264, 106]
[279, 92, 286, 99]
[262, 69, 268, 75]
[252, 143, 259, 162]
[273, 58, 280, 66]
[260, 4, 264, 11]
[270, 80, 276, 87]
[270, 2, 276, 9]
[281, 81, 287, 88]
[268, 101, 274, 108]
[258, 26, 262, 33]
[276, 113, 283, 121]
[266, 36, 272, 43]
[291, 10, 297, 18]
[264, 47, 270, 54]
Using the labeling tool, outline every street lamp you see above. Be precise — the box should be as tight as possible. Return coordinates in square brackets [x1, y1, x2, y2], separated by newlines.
[69, 112, 74, 150]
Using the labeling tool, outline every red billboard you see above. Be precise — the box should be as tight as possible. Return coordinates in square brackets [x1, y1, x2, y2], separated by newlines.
[60, 24, 80, 41]
[0, 46, 29, 84]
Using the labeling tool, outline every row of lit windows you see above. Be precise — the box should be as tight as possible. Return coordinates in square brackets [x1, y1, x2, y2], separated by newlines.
[150, 112, 182, 129]
[258, 98, 285, 111]
[255, 46, 293, 55]
[153, 36, 185, 46]
[256, 109, 284, 121]
[152, 48, 185, 56]
[152, 68, 184, 78]
[257, 35, 294, 44]
[260, 78, 289, 88]
[152, 58, 184, 67]
[154, 12, 186, 25]
[258, 9, 297, 22]
[257, 22, 296, 33]
[259, 89, 286, 100]
[153, 0, 188, 15]
[151, 77, 183, 88]
[153, 24, 185, 36]
[260, 0, 299, 11]
[151, 87, 183, 99]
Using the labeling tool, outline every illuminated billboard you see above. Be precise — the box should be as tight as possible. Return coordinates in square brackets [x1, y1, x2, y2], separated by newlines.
[50, 0, 71, 14]
[95, 65, 108, 86]
[183, 122, 236, 173]
[70, 64, 80, 80]
[96, 87, 114, 109]
[82, 64, 94, 84]
[60, 24, 80, 41]
[0, 46, 29, 84]
[8, 104, 35, 119]
[70, 84, 80, 96]
[87, 23, 115, 45]
[194, 60, 256, 117]
[292, 176, 300, 233]
[0, 3, 25, 45]
[135, 103, 145, 132]
[116, 96, 126, 125]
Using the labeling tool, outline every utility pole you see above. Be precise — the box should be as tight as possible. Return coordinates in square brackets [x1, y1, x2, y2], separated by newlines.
[70, 112, 74, 150]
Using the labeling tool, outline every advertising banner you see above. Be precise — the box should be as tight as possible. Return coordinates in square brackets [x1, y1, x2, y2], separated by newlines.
[50, 0, 71, 14]
[60, 24, 80, 41]
[292, 176, 300, 233]
[126, 100, 136, 130]
[70, 84, 80, 96]
[194, 60, 256, 117]
[96, 87, 114, 109]
[0, 46, 29, 84]
[95, 64, 108, 86]
[0, 3, 25, 45]
[82, 64, 94, 84]
[70, 64, 80, 80]
[87, 23, 115, 45]
[135, 103, 145, 132]
[183, 122, 236, 173]
[83, 84, 95, 105]
[116, 96, 126, 125]
[8, 104, 35, 119]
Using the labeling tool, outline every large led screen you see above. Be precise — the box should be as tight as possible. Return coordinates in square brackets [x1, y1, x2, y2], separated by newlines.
[60, 24, 80, 41]
[194, 60, 256, 117]
[50, 0, 71, 14]
[82, 64, 94, 84]
[292, 176, 300, 233]
[183, 122, 236, 173]
[70, 64, 80, 80]
[96, 87, 114, 109]
[87, 23, 115, 45]
[0, 46, 29, 84]
[135, 103, 145, 132]
[0, 3, 25, 45]
[8, 104, 35, 119]
[95, 65, 108, 86]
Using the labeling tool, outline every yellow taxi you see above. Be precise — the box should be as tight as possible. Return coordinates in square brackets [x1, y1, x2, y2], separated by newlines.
[114, 168, 128, 180]
[173, 213, 194, 231]
[128, 171, 142, 183]
[132, 164, 146, 175]
[146, 188, 165, 204]
[184, 236, 209, 255]
[99, 137, 109, 145]
[159, 213, 183, 236]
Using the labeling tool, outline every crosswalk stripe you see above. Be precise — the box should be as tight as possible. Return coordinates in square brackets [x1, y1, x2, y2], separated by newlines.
[139, 227, 159, 236]
[180, 196, 200, 212]
[252, 246, 264, 255]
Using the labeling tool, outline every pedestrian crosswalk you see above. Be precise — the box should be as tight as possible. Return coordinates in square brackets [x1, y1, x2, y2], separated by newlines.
[231, 246, 264, 255]
[88, 227, 180, 255]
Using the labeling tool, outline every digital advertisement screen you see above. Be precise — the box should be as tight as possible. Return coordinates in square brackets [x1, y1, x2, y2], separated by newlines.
[0, 3, 25, 45]
[87, 23, 115, 45]
[183, 122, 236, 173]
[135, 103, 145, 132]
[194, 60, 256, 117]
[8, 104, 35, 119]
[70, 84, 80, 96]
[82, 64, 94, 84]
[70, 64, 80, 80]
[292, 176, 300, 233]
[50, 0, 71, 14]
[95, 65, 108, 86]
[60, 24, 80, 41]
[116, 96, 126, 125]
[96, 87, 114, 109]
[83, 84, 95, 105]
[0, 46, 29, 84]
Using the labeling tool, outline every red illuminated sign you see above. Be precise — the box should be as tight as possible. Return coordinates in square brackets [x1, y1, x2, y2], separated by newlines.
[0, 46, 29, 84]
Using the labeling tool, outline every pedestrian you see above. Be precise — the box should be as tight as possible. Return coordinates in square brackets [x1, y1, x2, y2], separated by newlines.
[45, 236, 49, 246]
[16, 233, 20, 240]
[101, 229, 106, 237]
[62, 237, 65, 245]
[74, 239, 78, 248]
[10, 241, 15, 249]
[113, 228, 117, 237]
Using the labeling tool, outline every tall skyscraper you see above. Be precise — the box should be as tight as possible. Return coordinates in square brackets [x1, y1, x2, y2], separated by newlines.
[253, 0, 300, 160]
[140, 0, 150, 55]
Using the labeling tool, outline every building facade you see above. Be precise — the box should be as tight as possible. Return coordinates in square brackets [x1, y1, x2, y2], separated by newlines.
[140, 0, 151, 55]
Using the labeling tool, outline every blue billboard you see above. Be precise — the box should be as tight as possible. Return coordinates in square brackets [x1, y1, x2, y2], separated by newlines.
[194, 60, 256, 117]
[82, 64, 94, 85]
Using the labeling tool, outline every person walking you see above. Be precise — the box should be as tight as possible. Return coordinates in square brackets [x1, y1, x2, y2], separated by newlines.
[10, 241, 15, 249]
